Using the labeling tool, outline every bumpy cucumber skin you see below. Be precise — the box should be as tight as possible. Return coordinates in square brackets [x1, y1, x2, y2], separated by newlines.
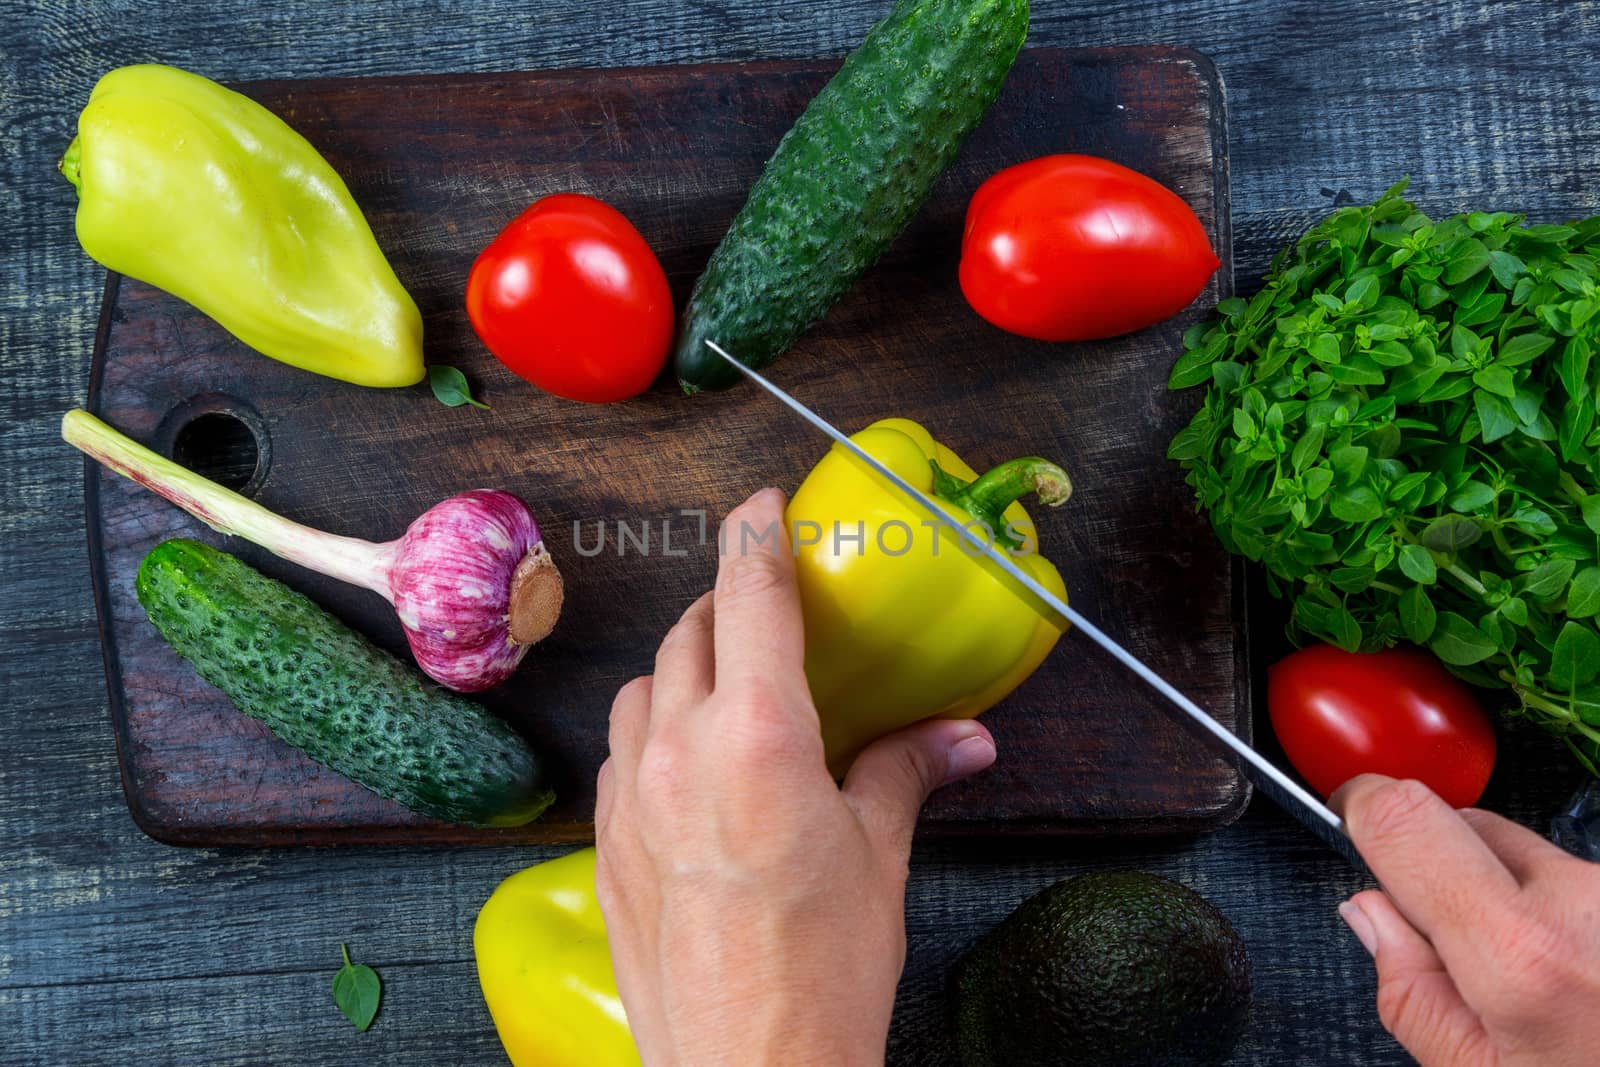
[135, 539, 553, 827]
[673, 0, 1029, 392]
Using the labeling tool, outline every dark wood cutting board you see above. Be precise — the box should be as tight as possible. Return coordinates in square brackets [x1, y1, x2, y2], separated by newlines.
[85, 46, 1244, 846]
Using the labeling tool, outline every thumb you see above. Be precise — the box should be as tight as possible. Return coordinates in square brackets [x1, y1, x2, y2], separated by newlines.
[1341, 890, 1494, 1067]
[842, 719, 996, 857]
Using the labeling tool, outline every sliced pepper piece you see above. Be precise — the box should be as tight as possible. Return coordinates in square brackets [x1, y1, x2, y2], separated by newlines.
[788, 417, 1072, 775]
[474, 848, 638, 1067]
[60, 64, 424, 387]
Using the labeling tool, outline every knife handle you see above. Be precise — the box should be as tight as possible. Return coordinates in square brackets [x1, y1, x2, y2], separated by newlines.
[1552, 777, 1600, 862]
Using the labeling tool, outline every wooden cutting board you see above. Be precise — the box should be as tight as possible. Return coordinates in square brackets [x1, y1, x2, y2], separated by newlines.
[84, 46, 1245, 845]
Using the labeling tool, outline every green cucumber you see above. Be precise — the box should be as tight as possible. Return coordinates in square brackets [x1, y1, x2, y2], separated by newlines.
[136, 538, 553, 827]
[673, 0, 1029, 392]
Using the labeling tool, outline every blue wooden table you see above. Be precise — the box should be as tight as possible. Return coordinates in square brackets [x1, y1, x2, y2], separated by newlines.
[3, 2, 1597, 1063]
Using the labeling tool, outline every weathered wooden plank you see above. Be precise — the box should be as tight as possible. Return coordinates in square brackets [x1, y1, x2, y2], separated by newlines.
[3, 0, 1597, 1064]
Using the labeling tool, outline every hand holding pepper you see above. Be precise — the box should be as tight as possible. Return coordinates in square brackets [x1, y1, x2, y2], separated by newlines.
[595, 488, 998, 1065]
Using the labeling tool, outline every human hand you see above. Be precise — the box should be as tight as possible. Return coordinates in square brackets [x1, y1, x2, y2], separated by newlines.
[594, 488, 998, 1066]
[1333, 774, 1600, 1066]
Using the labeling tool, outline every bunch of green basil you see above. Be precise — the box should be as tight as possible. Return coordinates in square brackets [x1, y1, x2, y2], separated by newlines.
[1168, 180, 1600, 774]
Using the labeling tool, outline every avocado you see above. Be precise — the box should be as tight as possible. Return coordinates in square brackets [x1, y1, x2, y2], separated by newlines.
[951, 870, 1251, 1067]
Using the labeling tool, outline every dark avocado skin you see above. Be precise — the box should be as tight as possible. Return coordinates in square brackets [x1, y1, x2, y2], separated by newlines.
[952, 870, 1252, 1067]
[673, 0, 1030, 392]
[136, 539, 554, 827]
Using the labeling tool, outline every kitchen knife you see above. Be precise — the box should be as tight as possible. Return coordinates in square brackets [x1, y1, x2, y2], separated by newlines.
[706, 339, 1366, 869]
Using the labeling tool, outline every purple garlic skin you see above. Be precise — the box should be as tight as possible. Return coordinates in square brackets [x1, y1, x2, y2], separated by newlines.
[60, 411, 563, 693]
[388, 489, 547, 692]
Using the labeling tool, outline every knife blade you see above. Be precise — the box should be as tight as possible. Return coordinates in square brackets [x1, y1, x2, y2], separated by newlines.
[706, 339, 1366, 868]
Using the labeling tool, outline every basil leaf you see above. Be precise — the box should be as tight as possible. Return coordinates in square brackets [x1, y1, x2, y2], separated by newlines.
[1487, 249, 1525, 288]
[1417, 281, 1451, 309]
[1568, 567, 1600, 619]
[428, 365, 491, 409]
[1447, 480, 1497, 512]
[1419, 375, 1475, 403]
[1330, 567, 1375, 594]
[1166, 423, 1207, 461]
[332, 944, 382, 1032]
[1310, 332, 1342, 364]
[1420, 514, 1482, 553]
[1560, 398, 1596, 462]
[1399, 584, 1437, 643]
[1211, 361, 1244, 392]
[1168, 344, 1220, 389]
[1548, 622, 1600, 689]
[1291, 422, 1326, 472]
[1303, 467, 1334, 499]
[1473, 390, 1517, 442]
[1345, 274, 1380, 308]
[1498, 332, 1555, 367]
[1331, 486, 1383, 523]
[1398, 544, 1437, 584]
[1519, 223, 1577, 243]
[1582, 495, 1600, 536]
[1387, 471, 1430, 506]
[1461, 294, 1508, 330]
[1430, 612, 1497, 665]
[1559, 337, 1592, 402]
[1451, 324, 1485, 362]
[1511, 385, 1545, 428]
[1522, 558, 1578, 601]
[1368, 340, 1414, 367]
[1443, 238, 1491, 284]
[1510, 506, 1557, 538]
[1552, 269, 1589, 294]
[1472, 365, 1516, 399]
[1329, 445, 1369, 484]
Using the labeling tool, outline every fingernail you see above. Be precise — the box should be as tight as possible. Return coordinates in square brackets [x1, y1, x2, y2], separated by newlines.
[943, 733, 997, 785]
[1339, 899, 1377, 959]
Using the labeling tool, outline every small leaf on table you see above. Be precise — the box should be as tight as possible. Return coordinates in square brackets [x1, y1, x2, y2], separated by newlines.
[428, 365, 491, 409]
[332, 943, 382, 1032]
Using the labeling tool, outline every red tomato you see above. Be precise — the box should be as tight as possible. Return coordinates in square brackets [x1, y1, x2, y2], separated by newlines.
[466, 194, 673, 403]
[1268, 644, 1496, 807]
[959, 154, 1220, 342]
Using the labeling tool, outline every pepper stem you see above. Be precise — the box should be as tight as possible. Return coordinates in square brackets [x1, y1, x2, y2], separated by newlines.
[61, 409, 395, 598]
[932, 457, 1073, 551]
[59, 137, 83, 193]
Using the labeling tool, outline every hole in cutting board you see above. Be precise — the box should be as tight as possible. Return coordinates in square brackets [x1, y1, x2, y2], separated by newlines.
[157, 396, 271, 497]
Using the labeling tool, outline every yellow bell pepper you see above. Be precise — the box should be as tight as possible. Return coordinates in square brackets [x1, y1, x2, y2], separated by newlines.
[473, 422, 1071, 1064]
[474, 848, 639, 1067]
[59, 64, 425, 387]
[788, 418, 1072, 774]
